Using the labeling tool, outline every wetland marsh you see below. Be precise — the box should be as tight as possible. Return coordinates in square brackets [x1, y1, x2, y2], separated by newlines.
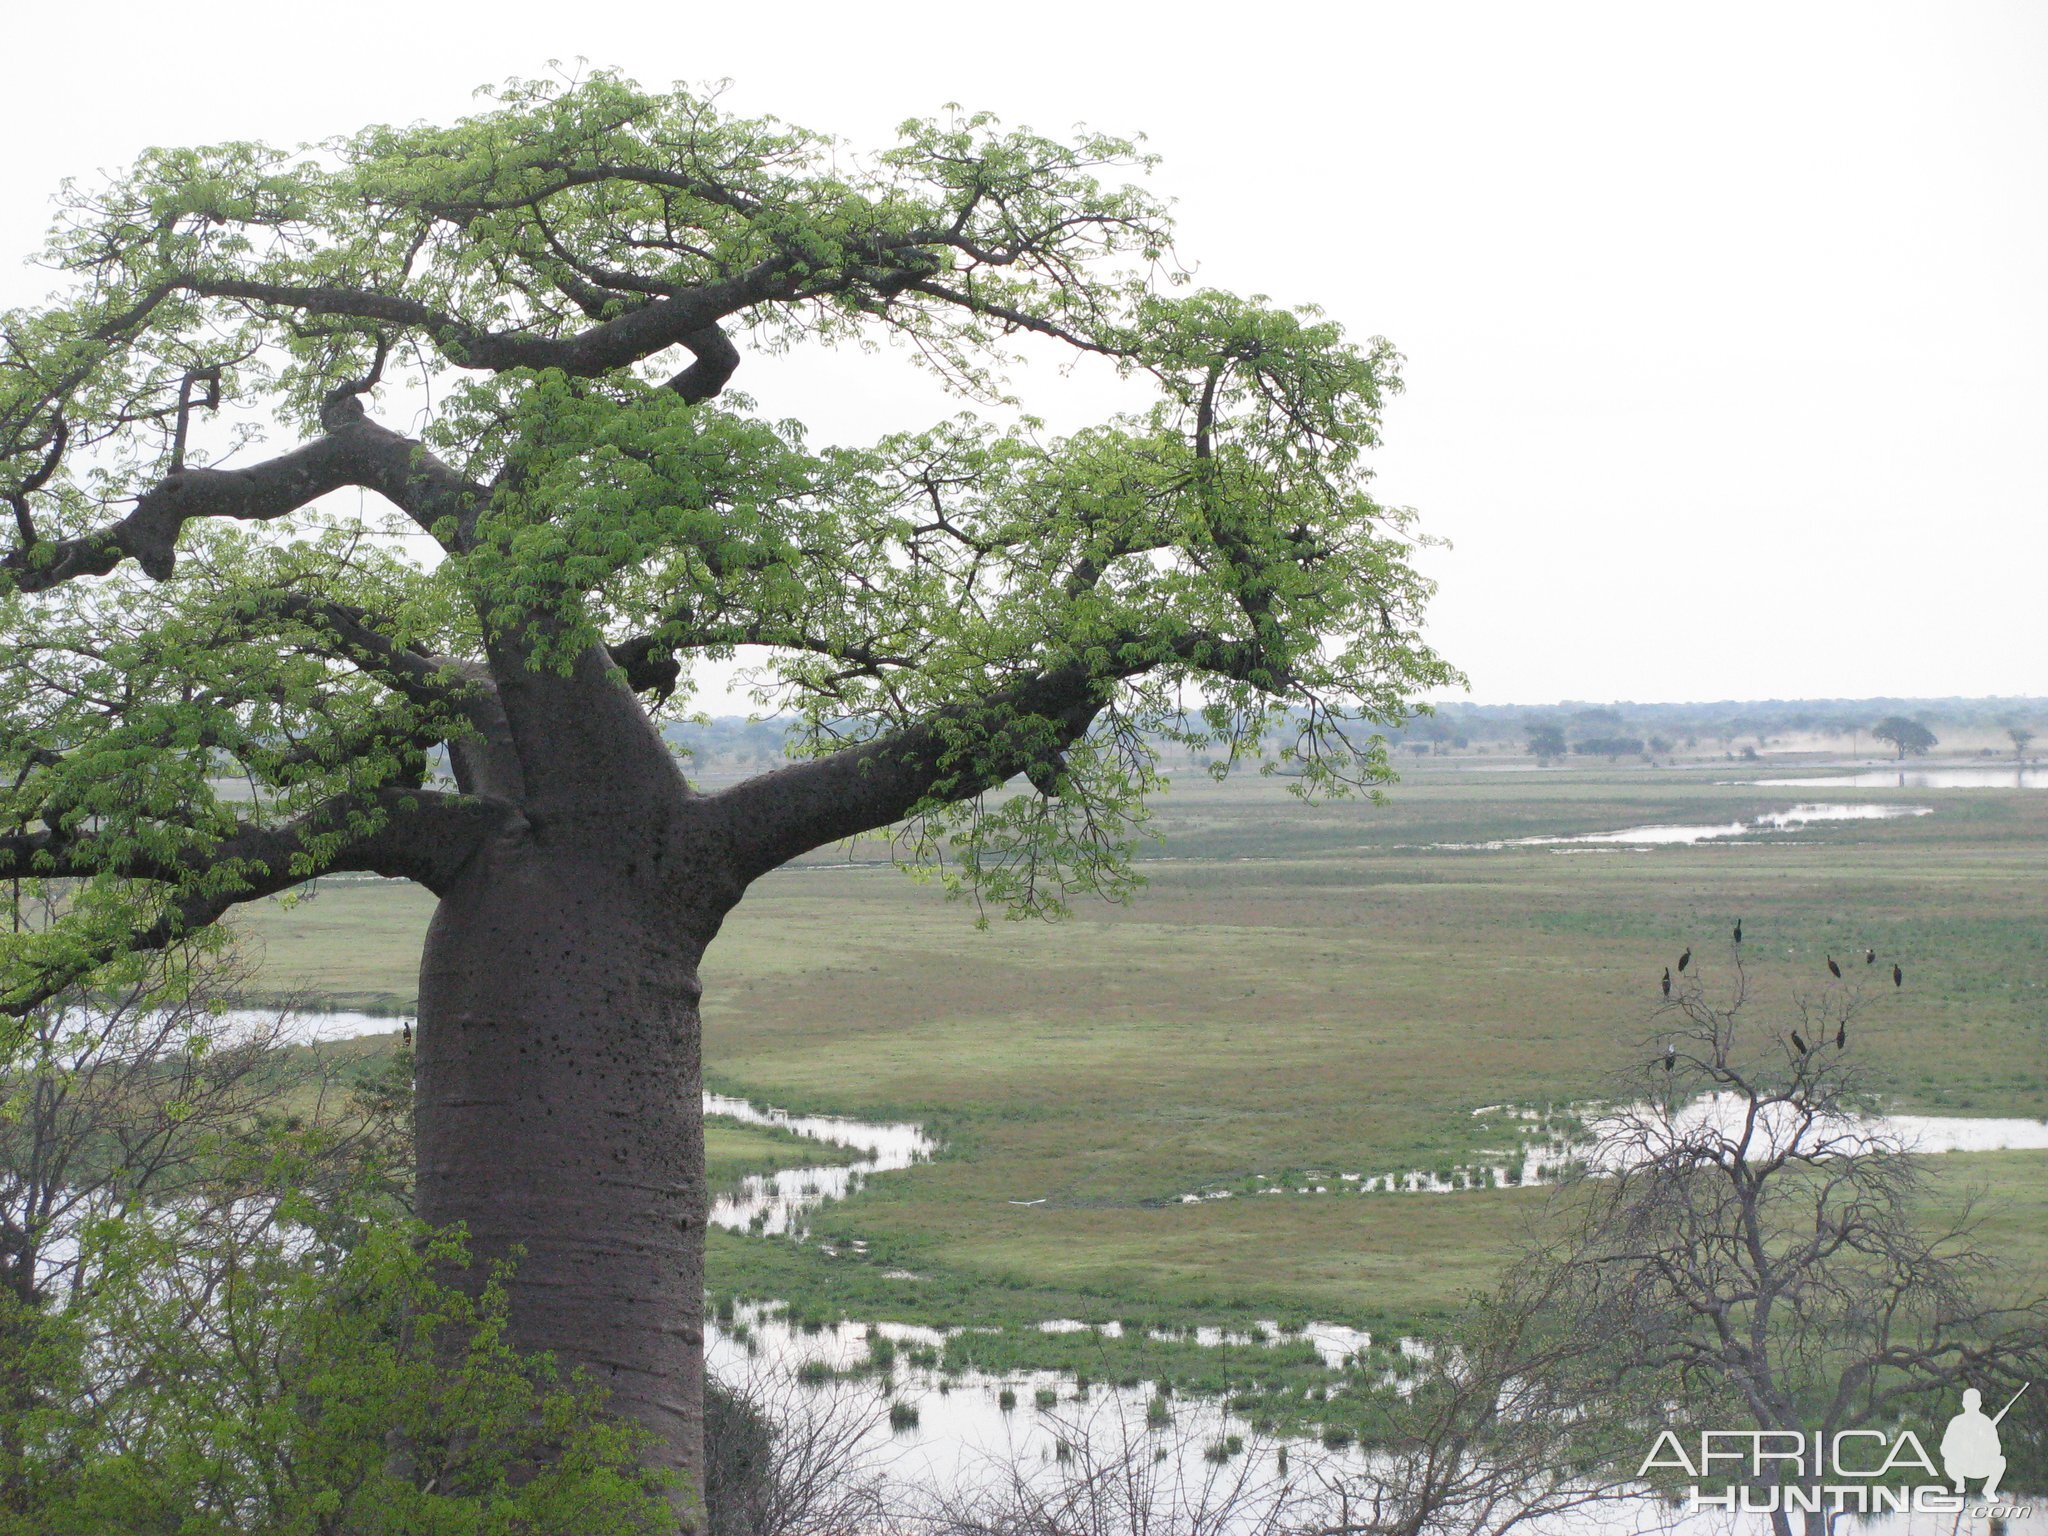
[236, 755, 2048, 1354]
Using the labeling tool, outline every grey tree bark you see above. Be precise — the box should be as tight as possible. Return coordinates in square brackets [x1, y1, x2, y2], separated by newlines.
[404, 633, 1103, 1523]
[410, 641, 736, 1520]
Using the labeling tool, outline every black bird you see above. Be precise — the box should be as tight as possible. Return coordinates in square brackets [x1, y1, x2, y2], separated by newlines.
[402, 1019, 413, 1048]
[1835, 1022, 1846, 1049]
[1893, 963, 1903, 988]
[1665, 1043, 1677, 1072]
[1827, 956, 1842, 979]
[1865, 948, 1876, 965]
[1733, 919, 1743, 945]
[1678, 948, 1692, 973]
[1661, 967, 1672, 997]
[1791, 1030, 1809, 1055]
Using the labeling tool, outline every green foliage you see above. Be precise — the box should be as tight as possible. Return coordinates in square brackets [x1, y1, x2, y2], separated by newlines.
[1872, 714, 1938, 759]
[1524, 723, 1567, 762]
[0, 66, 1455, 1003]
[2, 1209, 678, 1534]
[1570, 735, 1644, 759]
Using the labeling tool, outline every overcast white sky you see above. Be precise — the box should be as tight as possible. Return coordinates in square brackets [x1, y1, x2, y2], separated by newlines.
[2, 1, 2041, 708]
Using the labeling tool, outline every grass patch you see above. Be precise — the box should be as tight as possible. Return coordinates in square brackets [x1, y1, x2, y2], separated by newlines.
[230, 762, 2048, 1349]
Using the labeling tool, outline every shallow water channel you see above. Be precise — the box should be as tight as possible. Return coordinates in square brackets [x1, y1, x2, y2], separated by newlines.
[698, 1093, 2045, 1530]
[254, 1015, 2045, 1527]
[1429, 801, 1931, 850]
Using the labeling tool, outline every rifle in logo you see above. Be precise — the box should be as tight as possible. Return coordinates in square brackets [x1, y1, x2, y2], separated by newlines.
[1941, 1383, 2028, 1500]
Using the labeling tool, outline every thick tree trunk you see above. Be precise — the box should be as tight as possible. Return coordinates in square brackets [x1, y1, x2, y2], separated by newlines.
[415, 803, 715, 1523]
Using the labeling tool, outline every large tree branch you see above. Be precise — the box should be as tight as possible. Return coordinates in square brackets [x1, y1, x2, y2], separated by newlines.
[184, 267, 797, 379]
[662, 325, 739, 405]
[706, 627, 1290, 881]
[0, 785, 504, 893]
[1, 786, 513, 1016]
[310, 393, 488, 547]
[264, 606, 527, 800]
[264, 593, 474, 712]
[707, 663, 1106, 883]
[2, 408, 486, 592]
[605, 633, 684, 702]
[151, 213, 1129, 391]
[605, 615, 920, 702]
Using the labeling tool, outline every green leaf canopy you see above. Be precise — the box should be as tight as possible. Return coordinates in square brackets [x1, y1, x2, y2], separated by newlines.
[0, 70, 1458, 1008]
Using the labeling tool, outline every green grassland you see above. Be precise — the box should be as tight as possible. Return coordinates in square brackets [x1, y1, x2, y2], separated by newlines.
[705, 1118, 847, 1190]
[232, 759, 2048, 1342]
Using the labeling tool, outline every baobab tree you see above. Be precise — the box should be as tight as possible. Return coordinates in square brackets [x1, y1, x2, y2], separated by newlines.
[0, 74, 1454, 1503]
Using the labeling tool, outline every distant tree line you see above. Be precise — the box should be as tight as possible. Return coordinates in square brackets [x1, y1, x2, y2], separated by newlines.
[1445, 695, 2039, 756]
[671, 696, 2043, 773]
[1571, 735, 1646, 760]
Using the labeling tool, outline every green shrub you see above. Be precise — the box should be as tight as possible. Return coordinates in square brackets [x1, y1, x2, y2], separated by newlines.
[5, 1210, 679, 1535]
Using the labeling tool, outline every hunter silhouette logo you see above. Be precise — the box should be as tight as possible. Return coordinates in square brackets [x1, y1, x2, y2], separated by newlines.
[1942, 1384, 2026, 1500]
[1641, 1381, 2035, 1519]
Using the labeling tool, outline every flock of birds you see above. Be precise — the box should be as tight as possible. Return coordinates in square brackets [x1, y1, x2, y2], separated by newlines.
[1658, 919, 1904, 1069]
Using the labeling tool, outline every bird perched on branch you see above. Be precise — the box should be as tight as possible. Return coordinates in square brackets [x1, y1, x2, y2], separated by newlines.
[402, 1019, 413, 1048]
[1836, 1022, 1846, 1049]
[1827, 956, 1842, 979]
[1893, 963, 1903, 988]
[1662, 967, 1671, 997]
[1665, 1042, 1677, 1072]
[1791, 1030, 1810, 1055]
[1678, 947, 1692, 973]
[1733, 919, 1743, 945]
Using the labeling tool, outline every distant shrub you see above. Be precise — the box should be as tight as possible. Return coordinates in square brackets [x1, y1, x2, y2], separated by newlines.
[1572, 735, 1645, 759]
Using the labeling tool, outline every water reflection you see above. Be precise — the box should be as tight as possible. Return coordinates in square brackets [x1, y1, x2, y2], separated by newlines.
[708, 1300, 1325, 1497]
[705, 1092, 935, 1235]
[1578, 1092, 2048, 1171]
[1198, 1100, 2048, 1201]
[1429, 802, 1930, 850]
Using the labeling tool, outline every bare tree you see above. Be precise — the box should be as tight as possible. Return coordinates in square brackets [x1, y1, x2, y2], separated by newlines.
[0, 949, 399, 1312]
[906, 1396, 1305, 1536]
[702, 1369, 890, 1536]
[1293, 1264, 1660, 1536]
[0, 944, 409, 1513]
[1551, 950, 2047, 1536]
